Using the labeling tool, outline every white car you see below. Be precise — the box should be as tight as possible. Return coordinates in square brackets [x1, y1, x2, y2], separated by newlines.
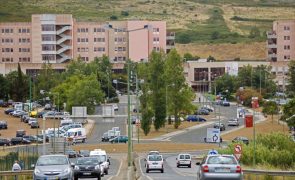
[113, 104, 118, 111]
[28, 118, 37, 125]
[176, 154, 191, 168]
[90, 149, 110, 175]
[227, 118, 239, 126]
[145, 154, 164, 173]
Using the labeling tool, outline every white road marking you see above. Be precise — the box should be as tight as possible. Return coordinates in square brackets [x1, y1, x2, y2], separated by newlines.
[107, 157, 123, 180]
[138, 157, 153, 180]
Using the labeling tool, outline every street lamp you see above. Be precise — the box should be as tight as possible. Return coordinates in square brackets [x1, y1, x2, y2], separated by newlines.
[106, 22, 151, 167]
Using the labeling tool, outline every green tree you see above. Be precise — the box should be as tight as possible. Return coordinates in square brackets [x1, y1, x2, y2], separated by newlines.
[262, 101, 278, 123]
[0, 74, 9, 100]
[214, 74, 237, 99]
[165, 49, 195, 129]
[287, 61, 295, 97]
[149, 51, 166, 131]
[207, 55, 216, 62]
[248, 27, 260, 39]
[281, 99, 295, 127]
[183, 53, 193, 61]
[237, 65, 253, 88]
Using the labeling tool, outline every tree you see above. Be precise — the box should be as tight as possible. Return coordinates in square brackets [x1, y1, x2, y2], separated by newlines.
[248, 27, 260, 39]
[0, 74, 9, 100]
[211, 31, 220, 40]
[281, 99, 295, 128]
[165, 49, 195, 129]
[149, 51, 166, 131]
[207, 55, 216, 62]
[236, 88, 262, 107]
[237, 65, 253, 88]
[262, 101, 278, 123]
[214, 74, 237, 99]
[287, 61, 295, 97]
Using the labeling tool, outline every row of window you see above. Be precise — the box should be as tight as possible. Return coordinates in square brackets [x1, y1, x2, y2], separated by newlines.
[42, 54, 55, 61]
[1, 28, 30, 33]
[77, 47, 106, 52]
[19, 48, 30, 52]
[284, 26, 290, 31]
[77, 28, 107, 33]
[42, 45, 55, 51]
[1, 38, 30, 43]
[2, 48, 13, 52]
[115, 37, 126, 42]
[113, 56, 126, 62]
[94, 38, 105, 42]
[19, 57, 31, 62]
[77, 38, 88, 42]
[284, 36, 290, 40]
[2, 58, 13, 62]
[115, 47, 126, 52]
[284, 45, 290, 50]
[284, 55, 291, 60]
[1, 38, 13, 43]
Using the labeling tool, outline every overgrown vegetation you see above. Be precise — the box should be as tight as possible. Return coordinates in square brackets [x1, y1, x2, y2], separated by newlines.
[219, 133, 295, 169]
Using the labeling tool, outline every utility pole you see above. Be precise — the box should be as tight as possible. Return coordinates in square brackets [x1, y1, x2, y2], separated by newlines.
[136, 73, 139, 144]
[259, 69, 262, 95]
[127, 60, 132, 167]
[218, 104, 221, 147]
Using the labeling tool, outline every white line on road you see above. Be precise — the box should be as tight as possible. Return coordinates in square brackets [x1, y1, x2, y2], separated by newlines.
[138, 158, 153, 180]
[107, 158, 123, 180]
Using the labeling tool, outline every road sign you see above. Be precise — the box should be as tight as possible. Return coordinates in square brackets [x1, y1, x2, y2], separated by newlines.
[208, 149, 218, 155]
[234, 144, 242, 160]
[206, 128, 221, 143]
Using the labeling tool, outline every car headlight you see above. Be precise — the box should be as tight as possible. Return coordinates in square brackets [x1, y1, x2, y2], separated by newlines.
[34, 168, 41, 174]
[74, 166, 79, 170]
[63, 167, 71, 173]
[95, 165, 100, 170]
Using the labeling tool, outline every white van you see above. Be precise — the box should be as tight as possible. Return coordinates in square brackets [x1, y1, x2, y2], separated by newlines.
[66, 128, 86, 143]
[90, 149, 110, 175]
[60, 119, 73, 127]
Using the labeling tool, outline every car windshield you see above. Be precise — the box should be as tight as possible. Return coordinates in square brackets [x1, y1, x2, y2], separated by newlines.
[207, 156, 237, 165]
[148, 155, 162, 161]
[36, 156, 68, 166]
[91, 155, 106, 162]
[76, 158, 99, 165]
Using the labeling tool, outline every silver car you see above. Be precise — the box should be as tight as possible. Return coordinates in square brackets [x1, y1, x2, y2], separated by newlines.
[33, 155, 73, 180]
[196, 154, 243, 180]
[228, 119, 239, 126]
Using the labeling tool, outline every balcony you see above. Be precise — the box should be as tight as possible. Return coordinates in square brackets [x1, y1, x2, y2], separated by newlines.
[166, 32, 175, 40]
[267, 31, 277, 39]
[268, 43, 277, 49]
[268, 53, 277, 58]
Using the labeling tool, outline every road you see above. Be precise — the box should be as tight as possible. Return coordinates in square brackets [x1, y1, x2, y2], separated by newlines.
[139, 152, 203, 180]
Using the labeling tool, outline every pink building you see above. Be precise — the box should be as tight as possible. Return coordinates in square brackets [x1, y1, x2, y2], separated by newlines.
[267, 20, 295, 90]
[0, 14, 174, 74]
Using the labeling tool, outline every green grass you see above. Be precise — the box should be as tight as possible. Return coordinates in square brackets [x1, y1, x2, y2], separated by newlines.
[188, 0, 295, 7]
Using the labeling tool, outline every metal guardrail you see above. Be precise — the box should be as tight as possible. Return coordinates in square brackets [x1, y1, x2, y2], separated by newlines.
[243, 169, 295, 176]
[0, 170, 33, 180]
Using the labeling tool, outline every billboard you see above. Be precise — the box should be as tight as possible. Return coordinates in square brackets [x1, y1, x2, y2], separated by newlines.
[225, 62, 239, 76]
[245, 114, 253, 128]
[206, 128, 221, 143]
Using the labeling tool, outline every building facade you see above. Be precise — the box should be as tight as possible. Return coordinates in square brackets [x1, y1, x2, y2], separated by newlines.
[267, 20, 295, 90]
[0, 14, 174, 74]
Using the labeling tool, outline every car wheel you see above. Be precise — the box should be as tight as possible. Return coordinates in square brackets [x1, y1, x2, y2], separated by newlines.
[161, 169, 164, 173]
[146, 169, 149, 173]
[105, 169, 108, 175]
[82, 138, 86, 143]
[177, 164, 179, 168]
[74, 177, 78, 180]
[97, 174, 101, 180]
[188, 164, 191, 168]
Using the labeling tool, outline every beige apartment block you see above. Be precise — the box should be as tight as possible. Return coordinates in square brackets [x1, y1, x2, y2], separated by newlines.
[267, 20, 295, 90]
[0, 14, 174, 75]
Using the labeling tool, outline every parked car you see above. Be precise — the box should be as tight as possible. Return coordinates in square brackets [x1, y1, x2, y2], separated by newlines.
[4, 109, 14, 115]
[0, 102, 9, 107]
[101, 132, 110, 142]
[32, 155, 73, 180]
[228, 118, 239, 126]
[10, 137, 31, 145]
[78, 150, 90, 157]
[109, 135, 128, 143]
[213, 123, 226, 131]
[113, 104, 118, 111]
[0, 121, 8, 129]
[145, 154, 164, 173]
[202, 105, 214, 112]
[36, 111, 46, 118]
[44, 104, 52, 110]
[176, 154, 191, 168]
[166, 116, 185, 122]
[23, 135, 42, 143]
[23, 116, 31, 123]
[65, 149, 78, 158]
[0, 138, 11, 146]
[13, 111, 27, 117]
[31, 121, 40, 128]
[16, 130, 26, 137]
[73, 157, 101, 180]
[196, 154, 242, 180]
[195, 109, 210, 115]
[222, 101, 230, 106]
[36, 134, 49, 143]
[28, 118, 37, 125]
[186, 115, 207, 122]
[232, 136, 249, 145]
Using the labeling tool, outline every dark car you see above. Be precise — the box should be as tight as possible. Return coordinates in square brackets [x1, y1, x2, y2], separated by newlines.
[232, 136, 249, 145]
[109, 135, 128, 143]
[73, 157, 102, 180]
[65, 149, 77, 158]
[101, 132, 110, 142]
[10, 137, 31, 145]
[20, 114, 29, 122]
[186, 115, 207, 122]
[213, 123, 226, 131]
[0, 138, 11, 146]
[4, 109, 14, 115]
[37, 111, 46, 118]
[16, 130, 26, 137]
[195, 109, 209, 115]
[0, 121, 8, 129]
[222, 101, 230, 106]
[36, 134, 50, 143]
[0, 102, 9, 107]
[23, 135, 41, 143]
[23, 116, 31, 123]
[31, 121, 40, 129]
[78, 150, 90, 157]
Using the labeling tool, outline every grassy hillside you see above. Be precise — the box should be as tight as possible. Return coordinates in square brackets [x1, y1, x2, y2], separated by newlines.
[0, 0, 294, 59]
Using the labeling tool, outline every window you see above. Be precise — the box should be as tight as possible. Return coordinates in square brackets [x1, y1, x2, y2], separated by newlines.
[284, 45, 290, 50]
[18, 28, 30, 33]
[42, 25, 55, 31]
[153, 28, 159, 33]
[114, 56, 126, 62]
[153, 37, 160, 43]
[115, 37, 126, 42]
[1, 28, 13, 33]
[19, 57, 31, 62]
[284, 26, 290, 31]
[2, 48, 13, 52]
[153, 47, 160, 51]
[284, 55, 290, 60]
[18, 38, 30, 43]
[42, 54, 55, 61]
[1, 57, 13, 62]
[77, 28, 88, 33]
[77, 38, 88, 43]
[94, 28, 105, 32]
[78, 47, 89, 52]
[114, 28, 126, 32]
[19, 48, 30, 52]
[42, 45, 55, 51]
[1, 38, 13, 43]
[94, 38, 105, 42]
[42, 35, 55, 41]
[115, 47, 126, 52]
[81, 57, 89, 61]
[94, 47, 105, 52]
[284, 36, 290, 40]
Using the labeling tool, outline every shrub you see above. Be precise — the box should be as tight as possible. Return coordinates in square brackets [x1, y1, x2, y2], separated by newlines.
[110, 15, 118, 20]
[121, 11, 129, 16]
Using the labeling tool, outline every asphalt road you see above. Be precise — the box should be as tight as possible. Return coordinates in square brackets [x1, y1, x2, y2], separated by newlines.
[69, 155, 122, 180]
[139, 152, 203, 180]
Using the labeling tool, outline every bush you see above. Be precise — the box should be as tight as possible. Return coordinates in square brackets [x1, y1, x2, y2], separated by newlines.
[121, 11, 129, 16]
[110, 15, 118, 20]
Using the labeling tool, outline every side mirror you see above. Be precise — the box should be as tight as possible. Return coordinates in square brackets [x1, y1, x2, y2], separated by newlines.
[196, 162, 201, 166]
[70, 163, 75, 168]
[144, 158, 147, 161]
[31, 164, 35, 168]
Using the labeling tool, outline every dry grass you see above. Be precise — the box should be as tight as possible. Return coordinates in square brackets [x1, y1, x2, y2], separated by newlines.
[176, 42, 266, 60]
[222, 115, 289, 141]
[0, 108, 61, 138]
[72, 142, 218, 153]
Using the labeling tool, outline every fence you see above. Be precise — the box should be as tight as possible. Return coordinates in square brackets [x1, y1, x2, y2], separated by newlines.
[0, 145, 39, 171]
[0, 170, 33, 180]
[243, 169, 295, 180]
